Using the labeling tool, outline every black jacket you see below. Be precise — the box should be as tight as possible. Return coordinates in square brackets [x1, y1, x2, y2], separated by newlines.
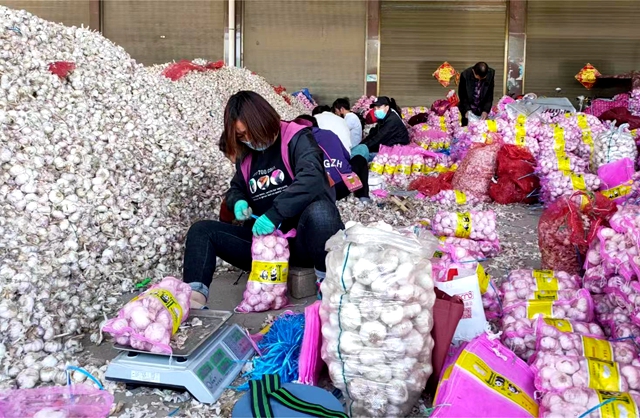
[458, 67, 495, 117]
[362, 110, 410, 152]
[226, 129, 335, 228]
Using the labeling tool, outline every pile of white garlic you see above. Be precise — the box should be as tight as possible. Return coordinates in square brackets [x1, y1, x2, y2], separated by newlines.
[319, 222, 437, 418]
[0, 5, 306, 388]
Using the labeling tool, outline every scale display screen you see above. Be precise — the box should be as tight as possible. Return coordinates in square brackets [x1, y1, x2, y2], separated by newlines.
[197, 347, 234, 389]
[223, 328, 252, 358]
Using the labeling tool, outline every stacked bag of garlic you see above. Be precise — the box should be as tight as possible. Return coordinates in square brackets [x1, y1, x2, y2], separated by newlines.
[431, 334, 538, 418]
[319, 221, 439, 418]
[583, 204, 640, 339]
[103, 276, 191, 354]
[531, 312, 640, 417]
[492, 269, 595, 361]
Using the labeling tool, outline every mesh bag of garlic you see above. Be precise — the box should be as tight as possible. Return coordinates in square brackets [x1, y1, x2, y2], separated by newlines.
[319, 221, 438, 418]
[0, 5, 308, 388]
[103, 277, 191, 354]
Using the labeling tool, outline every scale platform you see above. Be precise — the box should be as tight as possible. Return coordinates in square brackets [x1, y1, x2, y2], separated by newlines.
[105, 310, 255, 404]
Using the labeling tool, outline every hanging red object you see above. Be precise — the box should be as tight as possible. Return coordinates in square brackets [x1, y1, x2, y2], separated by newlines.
[433, 62, 457, 88]
[575, 63, 601, 90]
[48, 61, 76, 79]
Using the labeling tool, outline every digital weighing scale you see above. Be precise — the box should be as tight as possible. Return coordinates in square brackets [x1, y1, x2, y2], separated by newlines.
[105, 310, 255, 404]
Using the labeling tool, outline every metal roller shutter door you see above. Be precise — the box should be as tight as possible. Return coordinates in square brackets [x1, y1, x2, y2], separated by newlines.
[380, 0, 507, 107]
[243, 0, 366, 105]
[2, 1, 91, 28]
[526, 1, 640, 99]
[102, 1, 225, 66]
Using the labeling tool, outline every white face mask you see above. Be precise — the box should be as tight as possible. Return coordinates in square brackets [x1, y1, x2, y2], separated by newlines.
[242, 141, 268, 152]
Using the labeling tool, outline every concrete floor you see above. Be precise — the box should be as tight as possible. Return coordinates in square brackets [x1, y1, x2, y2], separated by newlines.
[85, 204, 543, 416]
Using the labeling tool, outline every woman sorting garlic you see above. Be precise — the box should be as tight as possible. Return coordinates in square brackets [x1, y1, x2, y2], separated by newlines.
[182, 91, 344, 309]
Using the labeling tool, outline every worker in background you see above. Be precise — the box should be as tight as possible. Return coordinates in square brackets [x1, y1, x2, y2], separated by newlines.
[312, 105, 352, 153]
[331, 98, 363, 149]
[351, 96, 409, 161]
[184, 91, 343, 309]
[294, 114, 370, 204]
[458, 62, 495, 126]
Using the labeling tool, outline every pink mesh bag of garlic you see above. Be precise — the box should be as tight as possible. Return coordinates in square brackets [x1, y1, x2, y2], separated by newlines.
[499, 269, 581, 306]
[530, 351, 640, 393]
[535, 329, 638, 364]
[432, 333, 538, 418]
[103, 276, 191, 354]
[438, 236, 500, 258]
[236, 230, 296, 313]
[539, 388, 640, 418]
[432, 210, 497, 241]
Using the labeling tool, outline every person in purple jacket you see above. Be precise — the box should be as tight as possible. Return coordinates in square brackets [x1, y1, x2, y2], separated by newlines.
[294, 115, 370, 203]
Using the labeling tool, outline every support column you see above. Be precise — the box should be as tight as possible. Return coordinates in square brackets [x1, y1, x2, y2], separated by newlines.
[89, 0, 102, 32]
[365, 0, 380, 97]
[235, 0, 244, 67]
[506, 0, 527, 97]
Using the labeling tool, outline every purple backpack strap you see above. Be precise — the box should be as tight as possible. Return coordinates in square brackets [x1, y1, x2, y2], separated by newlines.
[239, 121, 306, 190]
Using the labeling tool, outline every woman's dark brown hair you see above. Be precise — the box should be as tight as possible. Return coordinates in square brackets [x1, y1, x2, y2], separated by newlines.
[221, 91, 281, 158]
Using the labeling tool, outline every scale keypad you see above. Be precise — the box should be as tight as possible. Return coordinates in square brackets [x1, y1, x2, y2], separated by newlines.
[197, 347, 234, 389]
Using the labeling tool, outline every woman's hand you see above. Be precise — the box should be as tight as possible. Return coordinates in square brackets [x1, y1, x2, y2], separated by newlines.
[234, 200, 252, 221]
[252, 215, 275, 236]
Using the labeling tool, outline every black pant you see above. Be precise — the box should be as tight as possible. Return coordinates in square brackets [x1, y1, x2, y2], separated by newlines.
[183, 200, 344, 294]
[336, 155, 369, 200]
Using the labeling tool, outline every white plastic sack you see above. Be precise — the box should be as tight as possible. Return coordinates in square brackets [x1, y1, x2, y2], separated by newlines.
[319, 221, 438, 418]
[435, 268, 487, 343]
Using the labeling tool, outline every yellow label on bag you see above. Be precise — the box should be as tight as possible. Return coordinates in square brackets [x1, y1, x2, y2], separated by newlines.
[370, 162, 384, 174]
[557, 155, 571, 172]
[456, 352, 538, 417]
[553, 124, 565, 143]
[533, 290, 558, 301]
[439, 116, 447, 131]
[422, 164, 433, 174]
[455, 212, 472, 238]
[596, 391, 638, 418]
[395, 164, 411, 175]
[454, 190, 467, 205]
[535, 276, 559, 291]
[421, 124, 429, 131]
[587, 359, 621, 392]
[515, 125, 526, 147]
[577, 114, 589, 129]
[602, 182, 632, 200]
[411, 162, 423, 173]
[517, 114, 527, 125]
[580, 194, 590, 210]
[487, 120, 497, 133]
[384, 164, 395, 175]
[543, 318, 574, 333]
[571, 174, 587, 190]
[582, 336, 613, 361]
[526, 300, 553, 318]
[249, 261, 289, 284]
[477, 264, 489, 294]
[553, 135, 566, 153]
[533, 270, 559, 291]
[131, 289, 184, 334]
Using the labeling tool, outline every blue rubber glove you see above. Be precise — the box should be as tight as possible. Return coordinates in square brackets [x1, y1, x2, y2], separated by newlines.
[252, 214, 276, 236]
[233, 200, 252, 221]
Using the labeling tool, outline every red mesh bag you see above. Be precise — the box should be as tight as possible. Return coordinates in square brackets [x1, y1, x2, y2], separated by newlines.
[162, 60, 207, 81]
[431, 99, 452, 116]
[205, 60, 225, 70]
[538, 192, 617, 274]
[408, 171, 454, 196]
[452, 142, 501, 201]
[489, 145, 539, 204]
[48, 61, 75, 78]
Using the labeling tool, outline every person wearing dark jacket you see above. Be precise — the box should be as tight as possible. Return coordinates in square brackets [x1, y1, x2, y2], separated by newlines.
[458, 62, 495, 126]
[183, 91, 343, 308]
[294, 114, 370, 203]
[351, 96, 409, 160]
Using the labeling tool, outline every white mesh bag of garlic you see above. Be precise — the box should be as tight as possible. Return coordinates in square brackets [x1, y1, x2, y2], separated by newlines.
[319, 221, 438, 417]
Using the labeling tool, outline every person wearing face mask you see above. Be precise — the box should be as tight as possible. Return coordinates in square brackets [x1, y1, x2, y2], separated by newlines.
[458, 62, 495, 126]
[351, 96, 409, 161]
[182, 91, 343, 309]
